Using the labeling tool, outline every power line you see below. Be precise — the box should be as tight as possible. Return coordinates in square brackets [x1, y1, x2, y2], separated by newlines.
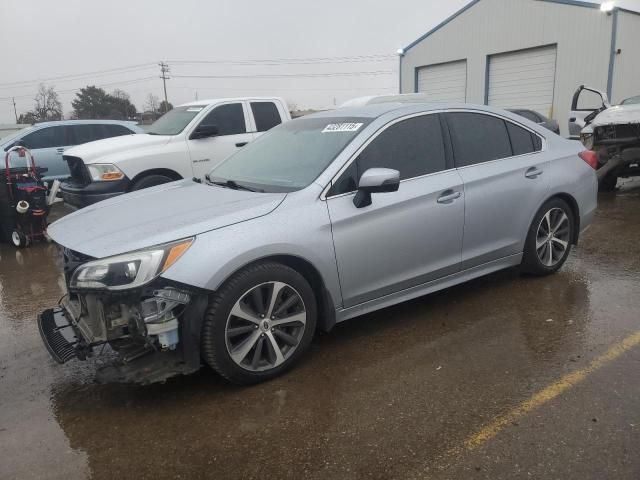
[0, 76, 157, 101]
[168, 54, 396, 66]
[0, 63, 157, 89]
[172, 70, 394, 80]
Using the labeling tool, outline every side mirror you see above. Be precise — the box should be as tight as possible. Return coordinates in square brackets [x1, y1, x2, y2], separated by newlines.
[190, 124, 219, 140]
[353, 168, 399, 208]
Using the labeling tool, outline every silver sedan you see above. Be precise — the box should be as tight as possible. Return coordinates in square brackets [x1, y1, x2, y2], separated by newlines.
[41, 101, 598, 385]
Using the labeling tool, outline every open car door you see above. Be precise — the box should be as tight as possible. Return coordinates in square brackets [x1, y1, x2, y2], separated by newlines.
[569, 85, 611, 139]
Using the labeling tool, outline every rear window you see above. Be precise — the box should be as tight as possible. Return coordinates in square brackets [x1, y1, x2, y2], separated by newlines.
[506, 122, 535, 155]
[446, 112, 512, 167]
[251, 102, 282, 132]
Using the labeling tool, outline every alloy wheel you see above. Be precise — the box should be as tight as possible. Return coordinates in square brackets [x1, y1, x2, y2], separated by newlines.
[536, 207, 570, 267]
[225, 281, 307, 372]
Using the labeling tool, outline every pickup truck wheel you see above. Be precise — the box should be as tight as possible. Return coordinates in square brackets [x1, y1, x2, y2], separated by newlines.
[131, 174, 173, 191]
[521, 198, 574, 276]
[201, 262, 317, 385]
[598, 173, 618, 192]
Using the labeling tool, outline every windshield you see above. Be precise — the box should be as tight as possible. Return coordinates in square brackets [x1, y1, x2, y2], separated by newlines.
[621, 95, 640, 106]
[146, 105, 206, 135]
[208, 116, 371, 193]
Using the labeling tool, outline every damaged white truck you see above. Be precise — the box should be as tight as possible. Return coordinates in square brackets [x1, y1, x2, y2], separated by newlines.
[569, 85, 640, 191]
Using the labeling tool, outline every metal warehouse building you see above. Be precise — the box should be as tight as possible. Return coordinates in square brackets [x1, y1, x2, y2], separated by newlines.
[399, 0, 640, 136]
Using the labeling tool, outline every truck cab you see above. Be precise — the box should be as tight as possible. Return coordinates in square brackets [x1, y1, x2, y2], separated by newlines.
[59, 97, 290, 208]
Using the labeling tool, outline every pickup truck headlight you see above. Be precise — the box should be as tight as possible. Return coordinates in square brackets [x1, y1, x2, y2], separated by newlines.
[87, 163, 126, 182]
[580, 133, 594, 150]
[70, 239, 193, 291]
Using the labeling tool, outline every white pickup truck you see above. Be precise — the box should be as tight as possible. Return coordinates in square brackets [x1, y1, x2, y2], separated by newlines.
[59, 97, 290, 208]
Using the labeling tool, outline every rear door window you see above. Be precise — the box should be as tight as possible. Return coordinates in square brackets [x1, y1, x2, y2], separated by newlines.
[69, 124, 102, 145]
[446, 112, 512, 167]
[199, 103, 246, 136]
[328, 114, 446, 196]
[250, 102, 282, 132]
[21, 126, 66, 149]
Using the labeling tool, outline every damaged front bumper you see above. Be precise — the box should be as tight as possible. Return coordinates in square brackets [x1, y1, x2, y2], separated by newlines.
[38, 283, 208, 384]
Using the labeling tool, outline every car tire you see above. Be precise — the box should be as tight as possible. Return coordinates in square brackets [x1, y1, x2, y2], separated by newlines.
[598, 173, 618, 192]
[521, 198, 574, 276]
[201, 262, 317, 385]
[11, 230, 27, 248]
[131, 174, 174, 191]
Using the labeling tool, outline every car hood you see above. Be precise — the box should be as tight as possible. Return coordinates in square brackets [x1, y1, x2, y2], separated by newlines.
[48, 180, 286, 258]
[64, 133, 172, 164]
[590, 104, 640, 127]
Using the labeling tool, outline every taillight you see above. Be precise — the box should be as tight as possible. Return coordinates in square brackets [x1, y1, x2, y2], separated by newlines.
[578, 150, 598, 169]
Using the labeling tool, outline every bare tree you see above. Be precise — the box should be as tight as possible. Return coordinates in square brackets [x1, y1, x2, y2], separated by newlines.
[144, 93, 160, 113]
[32, 83, 63, 121]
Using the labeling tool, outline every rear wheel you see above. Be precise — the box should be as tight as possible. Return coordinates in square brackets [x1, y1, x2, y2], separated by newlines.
[131, 174, 174, 191]
[201, 262, 317, 385]
[521, 198, 574, 276]
[11, 230, 27, 248]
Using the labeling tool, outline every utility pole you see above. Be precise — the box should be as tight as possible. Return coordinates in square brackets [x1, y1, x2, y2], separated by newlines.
[159, 61, 170, 112]
[12, 97, 18, 123]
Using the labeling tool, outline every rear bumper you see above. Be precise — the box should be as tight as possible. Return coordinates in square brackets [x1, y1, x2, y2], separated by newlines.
[60, 178, 130, 209]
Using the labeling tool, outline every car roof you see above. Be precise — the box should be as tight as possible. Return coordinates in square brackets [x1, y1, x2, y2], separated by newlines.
[306, 101, 502, 120]
[31, 119, 138, 127]
[179, 97, 285, 107]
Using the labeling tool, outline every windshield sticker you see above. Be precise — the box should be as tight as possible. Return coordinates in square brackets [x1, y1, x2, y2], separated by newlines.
[322, 122, 363, 133]
[186, 107, 204, 112]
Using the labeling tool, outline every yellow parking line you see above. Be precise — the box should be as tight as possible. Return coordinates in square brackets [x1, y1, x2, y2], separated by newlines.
[465, 330, 640, 450]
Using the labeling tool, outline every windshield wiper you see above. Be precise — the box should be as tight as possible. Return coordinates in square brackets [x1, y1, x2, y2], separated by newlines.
[209, 179, 261, 192]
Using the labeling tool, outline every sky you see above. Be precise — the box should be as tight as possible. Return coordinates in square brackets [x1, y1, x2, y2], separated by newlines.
[0, 0, 638, 123]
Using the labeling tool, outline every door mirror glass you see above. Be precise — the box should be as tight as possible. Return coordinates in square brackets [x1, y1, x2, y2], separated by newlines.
[190, 124, 219, 140]
[353, 168, 399, 208]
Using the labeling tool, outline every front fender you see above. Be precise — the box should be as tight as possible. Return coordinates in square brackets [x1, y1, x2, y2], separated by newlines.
[160, 191, 343, 309]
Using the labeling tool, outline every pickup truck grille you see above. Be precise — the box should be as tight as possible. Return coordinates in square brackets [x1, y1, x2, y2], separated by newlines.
[64, 155, 91, 186]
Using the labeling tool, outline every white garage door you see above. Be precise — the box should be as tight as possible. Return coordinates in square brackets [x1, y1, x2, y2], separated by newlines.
[416, 60, 467, 102]
[488, 45, 557, 117]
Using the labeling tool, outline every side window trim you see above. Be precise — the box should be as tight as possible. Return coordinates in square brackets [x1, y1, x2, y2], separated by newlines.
[443, 110, 546, 170]
[323, 111, 451, 200]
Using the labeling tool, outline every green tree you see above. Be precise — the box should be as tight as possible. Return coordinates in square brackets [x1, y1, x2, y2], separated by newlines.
[72, 86, 137, 120]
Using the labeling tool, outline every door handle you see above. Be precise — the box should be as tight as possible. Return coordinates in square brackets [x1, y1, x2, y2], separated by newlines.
[437, 190, 461, 204]
[525, 167, 543, 179]
[56, 148, 64, 154]
[569, 117, 576, 122]
[235, 142, 248, 148]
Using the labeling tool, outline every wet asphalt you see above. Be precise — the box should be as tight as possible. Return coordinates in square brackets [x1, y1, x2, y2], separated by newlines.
[1, 180, 639, 480]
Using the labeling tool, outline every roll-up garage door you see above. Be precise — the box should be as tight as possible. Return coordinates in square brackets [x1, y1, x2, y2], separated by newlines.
[416, 60, 467, 102]
[487, 45, 557, 118]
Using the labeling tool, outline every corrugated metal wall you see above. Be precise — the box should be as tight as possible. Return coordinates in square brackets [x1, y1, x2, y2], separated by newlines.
[611, 10, 640, 104]
[400, 0, 618, 136]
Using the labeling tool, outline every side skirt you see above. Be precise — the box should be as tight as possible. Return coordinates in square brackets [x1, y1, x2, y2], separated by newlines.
[335, 253, 523, 323]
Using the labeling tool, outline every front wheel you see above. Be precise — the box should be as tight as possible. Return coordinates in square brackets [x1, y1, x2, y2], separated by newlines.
[201, 262, 317, 385]
[521, 198, 574, 276]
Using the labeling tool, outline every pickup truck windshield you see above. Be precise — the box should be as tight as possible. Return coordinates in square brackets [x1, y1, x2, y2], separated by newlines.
[209, 116, 371, 193]
[146, 105, 206, 135]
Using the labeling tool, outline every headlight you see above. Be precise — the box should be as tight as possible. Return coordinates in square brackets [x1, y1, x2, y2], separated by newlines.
[70, 238, 193, 291]
[580, 133, 594, 150]
[87, 163, 126, 182]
